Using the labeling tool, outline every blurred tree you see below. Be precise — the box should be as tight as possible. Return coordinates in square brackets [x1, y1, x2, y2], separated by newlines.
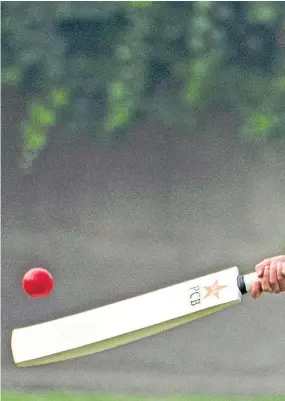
[2, 1, 285, 169]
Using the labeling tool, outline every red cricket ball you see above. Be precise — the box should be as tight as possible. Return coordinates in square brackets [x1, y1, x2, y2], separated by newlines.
[22, 267, 54, 298]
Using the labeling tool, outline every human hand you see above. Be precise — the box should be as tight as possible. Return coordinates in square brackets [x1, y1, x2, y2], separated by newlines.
[251, 255, 285, 299]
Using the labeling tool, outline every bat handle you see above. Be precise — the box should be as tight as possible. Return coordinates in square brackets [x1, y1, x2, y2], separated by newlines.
[237, 272, 259, 295]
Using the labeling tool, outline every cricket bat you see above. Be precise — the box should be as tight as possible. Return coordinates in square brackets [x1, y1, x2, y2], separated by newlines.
[11, 267, 258, 367]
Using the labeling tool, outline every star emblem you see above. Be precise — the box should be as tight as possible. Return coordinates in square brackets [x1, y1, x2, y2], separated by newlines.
[204, 280, 227, 299]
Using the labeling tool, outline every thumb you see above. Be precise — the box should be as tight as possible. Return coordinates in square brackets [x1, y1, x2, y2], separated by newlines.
[251, 281, 262, 300]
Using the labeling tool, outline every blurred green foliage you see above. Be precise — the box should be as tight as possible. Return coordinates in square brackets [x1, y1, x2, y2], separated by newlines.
[2, 1, 285, 166]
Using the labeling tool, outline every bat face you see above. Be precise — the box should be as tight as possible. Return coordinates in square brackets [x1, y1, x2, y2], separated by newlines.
[11, 267, 242, 367]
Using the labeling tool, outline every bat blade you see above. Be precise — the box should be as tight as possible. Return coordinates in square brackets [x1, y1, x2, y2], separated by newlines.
[11, 267, 242, 367]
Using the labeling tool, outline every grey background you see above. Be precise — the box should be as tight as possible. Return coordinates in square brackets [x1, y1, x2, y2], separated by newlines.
[2, 90, 285, 396]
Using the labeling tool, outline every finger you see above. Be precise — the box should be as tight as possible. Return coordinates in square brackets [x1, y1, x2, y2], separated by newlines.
[274, 255, 285, 263]
[255, 259, 272, 277]
[255, 263, 266, 278]
[277, 262, 285, 292]
[269, 262, 280, 293]
[261, 265, 273, 293]
[257, 255, 285, 268]
[255, 256, 279, 267]
[269, 255, 285, 262]
[251, 281, 262, 299]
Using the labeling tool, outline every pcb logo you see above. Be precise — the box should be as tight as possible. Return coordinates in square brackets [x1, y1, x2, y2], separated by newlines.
[204, 280, 227, 299]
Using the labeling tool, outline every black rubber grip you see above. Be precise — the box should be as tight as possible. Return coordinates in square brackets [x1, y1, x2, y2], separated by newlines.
[237, 275, 247, 295]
